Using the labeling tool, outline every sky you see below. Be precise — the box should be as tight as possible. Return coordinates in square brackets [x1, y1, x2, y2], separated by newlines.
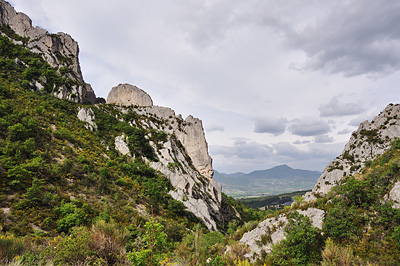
[8, 0, 400, 173]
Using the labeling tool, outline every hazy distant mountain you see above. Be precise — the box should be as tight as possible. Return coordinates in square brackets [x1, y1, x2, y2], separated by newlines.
[214, 165, 322, 198]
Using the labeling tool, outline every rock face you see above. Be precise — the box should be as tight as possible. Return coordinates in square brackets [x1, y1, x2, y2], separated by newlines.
[107, 84, 153, 107]
[2, 0, 229, 231]
[0, 0, 96, 103]
[114, 134, 130, 156]
[305, 104, 400, 201]
[239, 208, 324, 260]
[77, 108, 97, 131]
[102, 87, 224, 230]
[389, 181, 400, 209]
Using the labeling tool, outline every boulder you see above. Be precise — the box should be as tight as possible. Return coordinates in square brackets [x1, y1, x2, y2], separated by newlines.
[107, 84, 153, 107]
[77, 107, 97, 131]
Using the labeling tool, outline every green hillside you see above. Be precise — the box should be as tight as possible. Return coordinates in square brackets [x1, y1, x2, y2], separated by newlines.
[0, 26, 265, 265]
[2, 5, 400, 266]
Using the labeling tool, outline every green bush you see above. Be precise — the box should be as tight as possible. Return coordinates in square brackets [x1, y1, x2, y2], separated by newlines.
[267, 211, 323, 265]
[0, 234, 25, 264]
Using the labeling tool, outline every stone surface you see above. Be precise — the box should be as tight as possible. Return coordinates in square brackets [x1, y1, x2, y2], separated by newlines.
[107, 84, 153, 107]
[389, 181, 400, 209]
[114, 134, 130, 156]
[77, 107, 97, 131]
[240, 214, 288, 258]
[240, 208, 325, 260]
[0, 0, 96, 103]
[305, 104, 400, 201]
[107, 97, 223, 230]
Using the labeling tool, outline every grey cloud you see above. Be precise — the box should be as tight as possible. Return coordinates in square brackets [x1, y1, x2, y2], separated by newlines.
[210, 139, 273, 160]
[253, 117, 288, 135]
[205, 124, 224, 133]
[293, 140, 311, 145]
[315, 134, 334, 143]
[349, 113, 375, 127]
[338, 128, 353, 135]
[319, 97, 366, 117]
[289, 117, 330, 136]
[280, 0, 400, 77]
[211, 140, 343, 172]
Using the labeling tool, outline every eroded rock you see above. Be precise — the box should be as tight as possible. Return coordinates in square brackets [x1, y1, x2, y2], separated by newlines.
[0, 0, 96, 103]
[305, 104, 400, 201]
[77, 107, 97, 131]
[107, 84, 153, 107]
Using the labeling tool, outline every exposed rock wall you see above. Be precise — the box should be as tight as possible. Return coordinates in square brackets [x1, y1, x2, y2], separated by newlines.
[389, 181, 400, 209]
[239, 208, 324, 260]
[305, 104, 400, 201]
[107, 84, 153, 107]
[77, 107, 97, 131]
[83, 85, 224, 230]
[0, 0, 96, 103]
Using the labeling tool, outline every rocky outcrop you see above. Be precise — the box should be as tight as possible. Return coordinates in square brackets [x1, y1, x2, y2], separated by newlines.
[102, 85, 223, 230]
[0, 0, 96, 103]
[114, 134, 130, 156]
[305, 104, 400, 201]
[107, 84, 153, 107]
[239, 208, 324, 260]
[77, 107, 97, 131]
[389, 181, 400, 209]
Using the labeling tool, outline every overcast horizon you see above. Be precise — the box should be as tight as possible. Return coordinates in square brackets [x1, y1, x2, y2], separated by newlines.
[9, 0, 400, 173]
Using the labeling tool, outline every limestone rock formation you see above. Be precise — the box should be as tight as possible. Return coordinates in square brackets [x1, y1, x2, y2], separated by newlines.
[0, 0, 96, 103]
[107, 84, 153, 107]
[77, 107, 97, 131]
[239, 208, 324, 260]
[114, 134, 130, 156]
[389, 181, 400, 209]
[103, 87, 223, 230]
[305, 103, 400, 201]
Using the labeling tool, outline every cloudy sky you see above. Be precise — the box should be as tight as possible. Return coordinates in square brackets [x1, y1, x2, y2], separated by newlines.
[9, 0, 400, 173]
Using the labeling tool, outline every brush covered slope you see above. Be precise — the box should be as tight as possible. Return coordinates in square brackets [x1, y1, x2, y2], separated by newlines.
[0, 1, 269, 265]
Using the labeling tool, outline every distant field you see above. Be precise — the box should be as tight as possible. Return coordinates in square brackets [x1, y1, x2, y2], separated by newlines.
[214, 165, 321, 198]
[237, 190, 311, 209]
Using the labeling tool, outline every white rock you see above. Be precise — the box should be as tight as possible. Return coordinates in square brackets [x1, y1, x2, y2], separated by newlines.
[107, 84, 153, 107]
[306, 104, 400, 201]
[0, 0, 96, 103]
[115, 134, 130, 156]
[240, 208, 325, 260]
[77, 107, 97, 131]
[389, 181, 400, 208]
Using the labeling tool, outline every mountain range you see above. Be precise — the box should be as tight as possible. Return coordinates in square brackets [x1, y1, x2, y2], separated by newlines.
[214, 165, 321, 198]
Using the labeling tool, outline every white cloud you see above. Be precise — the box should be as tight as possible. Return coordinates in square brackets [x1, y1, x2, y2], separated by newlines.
[319, 97, 366, 117]
[253, 117, 288, 135]
[315, 134, 334, 143]
[289, 117, 331, 137]
[205, 124, 225, 133]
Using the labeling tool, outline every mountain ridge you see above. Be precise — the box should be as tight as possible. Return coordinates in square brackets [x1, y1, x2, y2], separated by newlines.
[214, 165, 321, 198]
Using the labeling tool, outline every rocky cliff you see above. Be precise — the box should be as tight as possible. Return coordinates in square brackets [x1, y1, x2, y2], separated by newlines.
[100, 83, 222, 230]
[0, 0, 96, 103]
[305, 103, 400, 201]
[239, 104, 400, 260]
[0, 0, 230, 231]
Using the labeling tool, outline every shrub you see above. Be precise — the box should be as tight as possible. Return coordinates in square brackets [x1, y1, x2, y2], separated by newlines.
[0, 234, 25, 264]
[51, 226, 91, 265]
[127, 217, 168, 266]
[267, 211, 323, 265]
[321, 238, 354, 266]
[89, 220, 128, 265]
